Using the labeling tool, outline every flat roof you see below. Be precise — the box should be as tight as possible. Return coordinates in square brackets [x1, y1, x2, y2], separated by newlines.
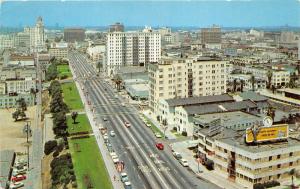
[194, 111, 261, 125]
[239, 91, 268, 102]
[198, 127, 300, 153]
[278, 88, 300, 96]
[165, 94, 234, 107]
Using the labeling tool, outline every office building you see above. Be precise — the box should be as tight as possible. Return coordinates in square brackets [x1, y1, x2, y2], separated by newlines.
[201, 25, 222, 49]
[49, 42, 68, 59]
[109, 22, 124, 32]
[64, 28, 85, 43]
[106, 27, 161, 75]
[24, 16, 45, 52]
[148, 57, 227, 112]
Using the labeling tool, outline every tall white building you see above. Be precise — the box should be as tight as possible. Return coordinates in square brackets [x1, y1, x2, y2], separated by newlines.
[24, 16, 45, 52]
[106, 27, 161, 76]
[148, 57, 227, 112]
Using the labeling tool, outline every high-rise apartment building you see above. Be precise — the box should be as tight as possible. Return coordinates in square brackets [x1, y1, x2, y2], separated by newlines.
[106, 27, 161, 75]
[24, 16, 45, 52]
[201, 25, 222, 49]
[148, 57, 227, 112]
[109, 22, 124, 32]
[64, 28, 85, 43]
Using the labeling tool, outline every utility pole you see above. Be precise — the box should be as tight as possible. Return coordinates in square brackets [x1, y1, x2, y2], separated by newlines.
[24, 121, 31, 169]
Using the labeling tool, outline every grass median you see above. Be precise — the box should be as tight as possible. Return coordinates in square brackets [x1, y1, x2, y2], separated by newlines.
[62, 82, 84, 110]
[57, 64, 72, 78]
[69, 137, 112, 189]
[67, 113, 92, 134]
[142, 115, 164, 137]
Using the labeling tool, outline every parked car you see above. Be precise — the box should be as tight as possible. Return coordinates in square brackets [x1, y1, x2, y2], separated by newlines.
[124, 181, 132, 189]
[120, 172, 129, 183]
[110, 131, 115, 137]
[155, 143, 164, 150]
[179, 159, 189, 167]
[112, 157, 120, 164]
[172, 152, 182, 160]
[103, 117, 108, 121]
[10, 182, 24, 189]
[11, 175, 26, 182]
[124, 121, 131, 128]
[155, 133, 162, 138]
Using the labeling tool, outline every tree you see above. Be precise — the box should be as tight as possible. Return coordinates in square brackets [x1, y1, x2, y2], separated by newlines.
[290, 168, 296, 188]
[17, 98, 27, 111]
[44, 140, 58, 155]
[233, 79, 237, 92]
[71, 112, 78, 124]
[250, 75, 255, 91]
[240, 80, 244, 92]
[96, 61, 102, 73]
[46, 61, 58, 81]
[12, 110, 20, 122]
[114, 74, 122, 91]
[271, 85, 276, 94]
[267, 70, 273, 89]
[53, 111, 68, 136]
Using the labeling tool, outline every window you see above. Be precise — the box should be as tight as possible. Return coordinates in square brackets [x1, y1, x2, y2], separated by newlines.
[269, 156, 272, 161]
[290, 152, 293, 157]
[277, 155, 281, 159]
[289, 162, 293, 166]
[277, 164, 281, 168]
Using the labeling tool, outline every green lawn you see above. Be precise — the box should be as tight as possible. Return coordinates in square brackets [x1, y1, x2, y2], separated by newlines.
[67, 114, 92, 134]
[57, 64, 72, 78]
[69, 137, 112, 189]
[62, 82, 84, 110]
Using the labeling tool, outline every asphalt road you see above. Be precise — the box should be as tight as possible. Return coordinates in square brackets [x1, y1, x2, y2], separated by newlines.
[68, 51, 220, 189]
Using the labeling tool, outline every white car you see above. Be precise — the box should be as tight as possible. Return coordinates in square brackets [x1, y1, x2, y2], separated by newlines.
[110, 131, 115, 137]
[112, 157, 120, 164]
[10, 182, 24, 189]
[179, 159, 189, 167]
[155, 133, 162, 138]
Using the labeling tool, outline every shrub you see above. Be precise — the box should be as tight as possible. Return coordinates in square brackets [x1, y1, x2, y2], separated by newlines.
[44, 140, 58, 155]
[71, 175, 76, 181]
[182, 131, 187, 136]
[60, 75, 68, 80]
[173, 127, 177, 131]
[53, 150, 59, 157]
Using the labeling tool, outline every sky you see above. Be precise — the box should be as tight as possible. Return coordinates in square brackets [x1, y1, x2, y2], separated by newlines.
[0, 0, 299, 28]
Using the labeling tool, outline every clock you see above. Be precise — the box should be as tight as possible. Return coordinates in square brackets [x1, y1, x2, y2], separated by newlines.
[263, 116, 273, 127]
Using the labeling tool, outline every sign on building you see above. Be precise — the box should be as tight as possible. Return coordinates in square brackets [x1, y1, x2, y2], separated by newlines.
[245, 124, 289, 143]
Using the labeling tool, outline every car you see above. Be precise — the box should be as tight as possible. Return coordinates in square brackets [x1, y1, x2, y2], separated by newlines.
[110, 152, 117, 157]
[11, 175, 26, 182]
[155, 143, 164, 150]
[103, 117, 108, 121]
[146, 123, 151, 127]
[10, 182, 24, 189]
[103, 135, 108, 141]
[124, 181, 132, 189]
[172, 152, 183, 160]
[110, 131, 115, 137]
[124, 121, 131, 128]
[121, 103, 125, 107]
[120, 172, 129, 183]
[112, 157, 120, 164]
[155, 133, 162, 138]
[179, 159, 189, 167]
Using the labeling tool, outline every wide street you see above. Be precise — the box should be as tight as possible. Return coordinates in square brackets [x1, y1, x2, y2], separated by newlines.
[68, 51, 220, 189]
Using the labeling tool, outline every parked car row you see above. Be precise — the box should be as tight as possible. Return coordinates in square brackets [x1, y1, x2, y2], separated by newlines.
[10, 158, 27, 188]
[172, 150, 189, 167]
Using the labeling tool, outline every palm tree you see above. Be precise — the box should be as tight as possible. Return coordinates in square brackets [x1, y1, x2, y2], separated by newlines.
[289, 168, 296, 188]
[250, 75, 255, 91]
[267, 70, 273, 89]
[114, 74, 122, 91]
[240, 80, 244, 92]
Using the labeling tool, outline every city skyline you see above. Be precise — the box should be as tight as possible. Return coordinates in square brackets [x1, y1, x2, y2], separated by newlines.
[0, 0, 300, 28]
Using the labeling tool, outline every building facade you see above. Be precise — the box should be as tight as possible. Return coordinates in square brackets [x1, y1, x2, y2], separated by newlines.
[24, 16, 45, 52]
[64, 28, 85, 43]
[201, 26, 222, 48]
[148, 57, 227, 112]
[109, 22, 124, 32]
[106, 27, 161, 76]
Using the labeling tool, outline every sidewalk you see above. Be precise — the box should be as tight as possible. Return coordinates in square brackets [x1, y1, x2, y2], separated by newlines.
[171, 141, 246, 189]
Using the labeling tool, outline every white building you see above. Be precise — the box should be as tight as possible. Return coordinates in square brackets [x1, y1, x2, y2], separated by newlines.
[148, 57, 227, 113]
[24, 16, 45, 52]
[6, 78, 35, 94]
[0, 35, 14, 49]
[228, 74, 267, 91]
[49, 42, 68, 59]
[86, 45, 105, 61]
[106, 27, 161, 76]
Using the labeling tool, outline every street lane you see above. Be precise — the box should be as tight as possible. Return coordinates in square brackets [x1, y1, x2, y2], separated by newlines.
[69, 51, 220, 189]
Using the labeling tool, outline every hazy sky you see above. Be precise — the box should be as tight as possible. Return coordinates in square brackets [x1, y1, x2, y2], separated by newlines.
[0, 0, 299, 27]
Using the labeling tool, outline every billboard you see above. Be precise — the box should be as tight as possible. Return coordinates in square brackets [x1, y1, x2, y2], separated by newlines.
[246, 124, 289, 143]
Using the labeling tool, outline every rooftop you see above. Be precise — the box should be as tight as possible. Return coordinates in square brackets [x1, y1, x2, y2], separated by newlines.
[239, 91, 268, 102]
[277, 88, 300, 96]
[165, 94, 234, 107]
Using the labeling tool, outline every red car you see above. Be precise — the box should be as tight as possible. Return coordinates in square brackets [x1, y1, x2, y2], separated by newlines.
[11, 175, 26, 182]
[156, 143, 164, 150]
[124, 121, 131, 128]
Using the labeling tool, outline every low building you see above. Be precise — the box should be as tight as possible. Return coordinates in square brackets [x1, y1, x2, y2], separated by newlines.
[228, 74, 266, 92]
[196, 125, 300, 189]
[0, 93, 35, 108]
[5, 78, 36, 94]
[49, 42, 68, 60]
[86, 45, 105, 62]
